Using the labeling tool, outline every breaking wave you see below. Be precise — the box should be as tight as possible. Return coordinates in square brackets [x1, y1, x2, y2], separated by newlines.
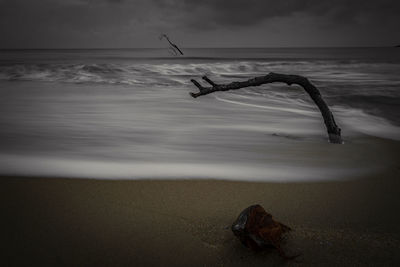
[1, 61, 400, 90]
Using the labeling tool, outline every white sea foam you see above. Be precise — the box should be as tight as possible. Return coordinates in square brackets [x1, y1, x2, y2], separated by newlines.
[214, 95, 318, 116]
[0, 155, 379, 182]
[334, 107, 400, 141]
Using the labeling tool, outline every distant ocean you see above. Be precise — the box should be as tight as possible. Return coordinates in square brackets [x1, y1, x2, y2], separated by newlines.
[0, 48, 399, 181]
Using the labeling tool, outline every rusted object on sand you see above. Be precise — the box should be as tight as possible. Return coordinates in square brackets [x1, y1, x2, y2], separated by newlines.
[232, 204, 296, 259]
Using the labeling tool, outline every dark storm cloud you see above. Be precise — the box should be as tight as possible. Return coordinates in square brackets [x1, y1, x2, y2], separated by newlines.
[152, 0, 400, 29]
[0, 0, 399, 48]
[0, 0, 145, 30]
[0, 0, 152, 47]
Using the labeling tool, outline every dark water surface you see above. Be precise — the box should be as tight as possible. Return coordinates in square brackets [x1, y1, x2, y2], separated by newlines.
[0, 48, 399, 181]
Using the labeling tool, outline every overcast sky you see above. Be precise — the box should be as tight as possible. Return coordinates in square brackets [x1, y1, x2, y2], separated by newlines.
[1, 0, 399, 48]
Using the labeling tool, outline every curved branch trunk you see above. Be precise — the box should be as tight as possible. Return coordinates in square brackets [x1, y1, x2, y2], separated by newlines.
[190, 72, 342, 144]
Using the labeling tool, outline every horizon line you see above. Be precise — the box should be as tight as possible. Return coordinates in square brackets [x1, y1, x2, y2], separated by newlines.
[0, 45, 398, 50]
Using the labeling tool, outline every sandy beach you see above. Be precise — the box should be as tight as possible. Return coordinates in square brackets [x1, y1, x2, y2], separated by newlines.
[2, 166, 400, 266]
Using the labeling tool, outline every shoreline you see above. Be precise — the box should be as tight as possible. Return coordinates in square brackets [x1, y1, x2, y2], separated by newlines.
[2, 168, 400, 266]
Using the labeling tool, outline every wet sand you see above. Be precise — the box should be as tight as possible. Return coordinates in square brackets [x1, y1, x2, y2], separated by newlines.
[1, 168, 400, 266]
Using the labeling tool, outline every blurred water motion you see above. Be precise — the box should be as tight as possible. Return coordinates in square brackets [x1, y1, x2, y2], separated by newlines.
[0, 48, 399, 181]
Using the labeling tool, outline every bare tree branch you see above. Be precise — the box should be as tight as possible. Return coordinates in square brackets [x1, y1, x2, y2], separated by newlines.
[190, 72, 342, 144]
[160, 34, 184, 55]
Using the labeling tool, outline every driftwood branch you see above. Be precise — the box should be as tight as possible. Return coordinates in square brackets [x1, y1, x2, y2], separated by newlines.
[190, 73, 342, 144]
[160, 34, 184, 55]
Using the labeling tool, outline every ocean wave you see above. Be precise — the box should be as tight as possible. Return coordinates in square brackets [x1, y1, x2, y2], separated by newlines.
[0, 63, 147, 85]
[1, 61, 399, 127]
[1, 61, 399, 89]
[334, 106, 400, 141]
[0, 61, 279, 85]
[213, 90, 400, 141]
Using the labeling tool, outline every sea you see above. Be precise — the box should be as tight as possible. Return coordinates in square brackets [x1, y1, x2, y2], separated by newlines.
[0, 48, 399, 181]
